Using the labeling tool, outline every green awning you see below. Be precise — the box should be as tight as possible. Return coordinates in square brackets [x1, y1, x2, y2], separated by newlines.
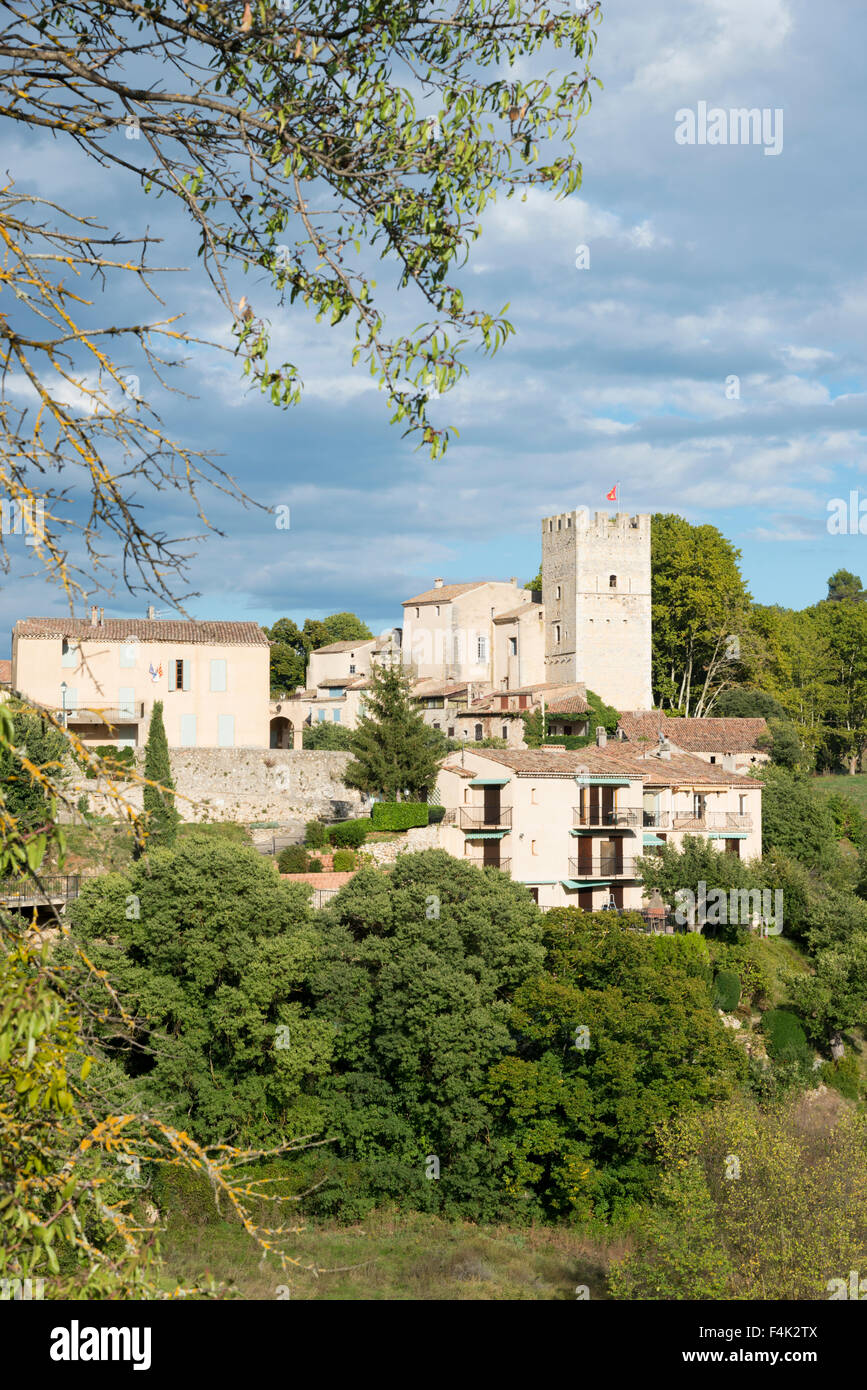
[643, 834, 665, 846]
[707, 832, 748, 839]
[464, 830, 507, 840]
[575, 778, 632, 785]
[468, 777, 510, 787]
[561, 879, 613, 889]
[571, 826, 634, 835]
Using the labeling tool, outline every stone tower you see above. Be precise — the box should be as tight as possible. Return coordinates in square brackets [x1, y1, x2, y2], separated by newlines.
[541, 508, 652, 711]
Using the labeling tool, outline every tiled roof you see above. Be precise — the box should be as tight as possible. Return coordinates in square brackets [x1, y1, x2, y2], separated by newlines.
[0, 659, 10, 684]
[16, 617, 268, 647]
[403, 582, 487, 605]
[311, 638, 376, 654]
[412, 679, 469, 699]
[462, 743, 758, 787]
[618, 712, 769, 754]
[546, 693, 590, 715]
[492, 603, 543, 623]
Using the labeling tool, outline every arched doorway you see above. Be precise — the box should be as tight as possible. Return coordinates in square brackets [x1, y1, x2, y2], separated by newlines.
[270, 716, 293, 749]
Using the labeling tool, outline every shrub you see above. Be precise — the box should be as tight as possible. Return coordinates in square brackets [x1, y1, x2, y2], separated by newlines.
[307, 856, 323, 873]
[370, 802, 429, 831]
[278, 844, 310, 873]
[84, 744, 136, 778]
[427, 805, 446, 824]
[712, 970, 741, 1012]
[332, 849, 357, 871]
[821, 1055, 861, 1101]
[304, 819, 329, 848]
[329, 817, 369, 848]
[762, 1009, 812, 1065]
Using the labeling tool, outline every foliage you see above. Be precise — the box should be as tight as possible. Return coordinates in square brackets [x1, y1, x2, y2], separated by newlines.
[345, 663, 441, 800]
[707, 940, 771, 1004]
[711, 970, 741, 1012]
[303, 613, 374, 650]
[783, 936, 867, 1049]
[820, 1055, 862, 1100]
[524, 568, 542, 594]
[609, 1098, 867, 1299]
[328, 818, 369, 849]
[761, 1009, 812, 1065]
[428, 805, 446, 825]
[826, 568, 865, 603]
[142, 701, 179, 849]
[713, 688, 788, 720]
[83, 744, 136, 779]
[331, 849, 357, 871]
[486, 911, 745, 1218]
[757, 766, 837, 866]
[0, 706, 68, 831]
[307, 852, 545, 1219]
[370, 802, 429, 831]
[302, 721, 354, 749]
[65, 836, 333, 1146]
[758, 718, 802, 770]
[279, 844, 312, 873]
[304, 820, 329, 848]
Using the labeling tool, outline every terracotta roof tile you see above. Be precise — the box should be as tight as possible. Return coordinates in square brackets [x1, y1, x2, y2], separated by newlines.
[402, 582, 487, 605]
[492, 603, 543, 623]
[463, 743, 758, 786]
[546, 693, 590, 715]
[311, 638, 376, 654]
[16, 617, 268, 646]
[618, 712, 769, 754]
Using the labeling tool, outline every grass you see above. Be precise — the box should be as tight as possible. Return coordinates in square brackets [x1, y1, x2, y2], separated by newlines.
[754, 932, 811, 1008]
[57, 819, 252, 874]
[813, 772, 867, 815]
[158, 1207, 623, 1301]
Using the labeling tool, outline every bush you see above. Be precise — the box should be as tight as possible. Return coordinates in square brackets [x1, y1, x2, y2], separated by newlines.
[821, 1055, 861, 1101]
[304, 819, 329, 848]
[712, 970, 741, 1012]
[278, 844, 310, 873]
[427, 805, 446, 824]
[370, 802, 429, 831]
[332, 849, 357, 871]
[84, 744, 136, 778]
[307, 856, 323, 873]
[329, 817, 369, 848]
[762, 1009, 812, 1065]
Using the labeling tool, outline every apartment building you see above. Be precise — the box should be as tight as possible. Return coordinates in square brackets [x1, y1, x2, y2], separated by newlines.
[434, 734, 762, 911]
[11, 609, 269, 748]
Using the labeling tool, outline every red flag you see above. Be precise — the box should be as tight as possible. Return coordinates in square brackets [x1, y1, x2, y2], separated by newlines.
[606, 483, 619, 503]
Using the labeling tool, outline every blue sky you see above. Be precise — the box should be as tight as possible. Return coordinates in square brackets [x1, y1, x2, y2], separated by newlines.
[4, 0, 867, 654]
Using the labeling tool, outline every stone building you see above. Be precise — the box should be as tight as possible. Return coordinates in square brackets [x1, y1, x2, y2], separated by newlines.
[401, 578, 537, 685]
[617, 712, 770, 772]
[542, 509, 653, 711]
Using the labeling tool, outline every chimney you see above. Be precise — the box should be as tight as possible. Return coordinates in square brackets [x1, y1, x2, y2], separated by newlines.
[434, 577, 443, 589]
[89, 605, 98, 626]
[596, 725, 607, 747]
[147, 605, 155, 620]
[98, 607, 104, 626]
[656, 735, 671, 760]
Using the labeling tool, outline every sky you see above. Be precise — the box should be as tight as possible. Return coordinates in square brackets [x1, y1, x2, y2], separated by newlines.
[4, 0, 867, 654]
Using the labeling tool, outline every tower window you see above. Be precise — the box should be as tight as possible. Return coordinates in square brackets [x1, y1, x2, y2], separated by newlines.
[555, 584, 561, 600]
[609, 574, 617, 588]
[554, 623, 561, 644]
[557, 518, 562, 530]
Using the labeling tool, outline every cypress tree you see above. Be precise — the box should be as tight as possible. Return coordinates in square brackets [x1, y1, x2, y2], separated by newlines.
[344, 663, 440, 800]
[142, 700, 179, 847]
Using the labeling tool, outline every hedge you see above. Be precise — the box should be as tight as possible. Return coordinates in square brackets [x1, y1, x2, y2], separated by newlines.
[278, 845, 310, 873]
[427, 805, 446, 824]
[762, 1009, 812, 1065]
[332, 848, 357, 871]
[329, 818, 369, 848]
[370, 802, 429, 831]
[304, 820, 329, 848]
[712, 970, 741, 1012]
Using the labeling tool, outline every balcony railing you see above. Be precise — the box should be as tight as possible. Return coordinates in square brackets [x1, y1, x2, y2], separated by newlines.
[56, 703, 145, 724]
[459, 806, 512, 830]
[642, 810, 670, 828]
[572, 807, 641, 828]
[0, 874, 82, 907]
[568, 857, 637, 879]
[463, 857, 511, 875]
[672, 812, 752, 831]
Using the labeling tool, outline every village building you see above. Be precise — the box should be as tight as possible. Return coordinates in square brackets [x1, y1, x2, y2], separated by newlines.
[401, 578, 538, 685]
[269, 631, 400, 746]
[434, 731, 762, 911]
[617, 712, 770, 772]
[11, 608, 270, 748]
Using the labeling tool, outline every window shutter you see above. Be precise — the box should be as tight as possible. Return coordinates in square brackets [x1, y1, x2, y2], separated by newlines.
[182, 659, 191, 691]
[168, 661, 176, 692]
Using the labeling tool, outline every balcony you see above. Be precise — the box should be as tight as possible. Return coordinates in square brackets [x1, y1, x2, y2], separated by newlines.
[642, 810, 670, 828]
[568, 857, 637, 879]
[672, 812, 752, 831]
[459, 806, 512, 830]
[463, 857, 511, 875]
[572, 807, 641, 829]
[57, 702, 145, 724]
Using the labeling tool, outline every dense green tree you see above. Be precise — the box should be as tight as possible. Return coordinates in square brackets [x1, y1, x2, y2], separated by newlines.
[785, 935, 867, 1053]
[302, 720, 354, 750]
[524, 567, 542, 594]
[142, 700, 179, 848]
[757, 718, 802, 770]
[757, 766, 838, 867]
[267, 617, 307, 694]
[486, 912, 745, 1217]
[650, 514, 751, 715]
[307, 852, 545, 1218]
[305, 613, 374, 649]
[0, 704, 68, 831]
[713, 687, 788, 720]
[344, 662, 441, 800]
[65, 836, 332, 1144]
[826, 568, 865, 603]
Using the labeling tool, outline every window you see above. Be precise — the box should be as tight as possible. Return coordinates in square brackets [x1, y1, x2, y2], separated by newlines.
[609, 574, 617, 588]
[180, 713, 197, 747]
[217, 714, 234, 747]
[435, 605, 440, 616]
[333, 710, 341, 723]
[502, 725, 508, 740]
[476, 635, 487, 661]
[62, 686, 78, 713]
[529, 887, 539, 904]
[120, 640, 137, 669]
[118, 687, 135, 719]
[349, 664, 356, 674]
[531, 839, 537, 856]
[168, 658, 190, 692]
[709, 755, 716, 764]
[328, 686, 343, 698]
[555, 584, 561, 600]
[61, 639, 77, 669]
[554, 623, 561, 644]
[359, 701, 366, 718]
[433, 722, 440, 730]
[209, 658, 227, 692]
[317, 709, 326, 722]
[557, 518, 561, 530]
[509, 636, 517, 656]
[415, 607, 420, 618]
[564, 724, 573, 735]
[474, 724, 483, 740]
[448, 726, 455, 737]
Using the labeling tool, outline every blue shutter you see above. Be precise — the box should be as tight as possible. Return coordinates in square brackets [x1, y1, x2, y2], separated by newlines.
[182, 659, 191, 692]
[179, 714, 196, 746]
[209, 659, 227, 692]
[217, 714, 234, 747]
[168, 660, 176, 692]
[118, 686, 135, 719]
